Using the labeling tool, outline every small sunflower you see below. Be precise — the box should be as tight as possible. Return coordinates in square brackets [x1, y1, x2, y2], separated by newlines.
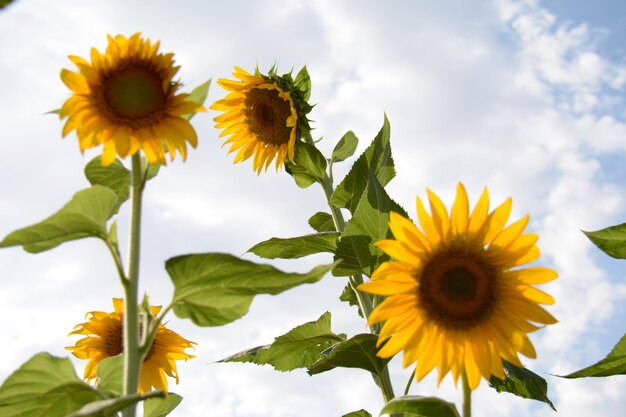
[59, 32, 205, 166]
[66, 298, 195, 393]
[211, 66, 311, 174]
[358, 183, 557, 390]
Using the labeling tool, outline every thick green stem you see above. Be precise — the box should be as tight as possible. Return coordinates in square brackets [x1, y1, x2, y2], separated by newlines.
[462, 371, 472, 417]
[121, 155, 145, 417]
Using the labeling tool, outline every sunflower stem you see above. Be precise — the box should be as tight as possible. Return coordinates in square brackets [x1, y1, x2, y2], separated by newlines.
[121, 154, 145, 417]
[462, 371, 472, 417]
[403, 369, 416, 396]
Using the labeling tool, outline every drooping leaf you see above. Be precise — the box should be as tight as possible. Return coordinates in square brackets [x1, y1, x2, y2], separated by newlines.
[331, 115, 395, 213]
[144, 394, 183, 417]
[0, 383, 102, 417]
[308, 334, 389, 378]
[584, 223, 626, 259]
[332, 131, 359, 163]
[564, 332, 626, 378]
[333, 171, 407, 276]
[181, 79, 211, 121]
[339, 284, 363, 317]
[294, 66, 311, 101]
[489, 362, 556, 411]
[0, 186, 118, 253]
[380, 396, 460, 417]
[95, 355, 123, 396]
[342, 410, 372, 417]
[84, 156, 130, 211]
[308, 212, 336, 232]
[285, 142, 328, 188]
[221, 312, 346, 371]
[167, 253, 336, 326]
[248, 232, 339, 259]
[68, 391, 163, 417]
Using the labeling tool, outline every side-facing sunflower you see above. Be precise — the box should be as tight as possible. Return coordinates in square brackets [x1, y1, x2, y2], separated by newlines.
[66, 298, 195, 393]
[358, 183, 557, 390]
[211, 66, 312, 174]
[59, 32, 205, 166]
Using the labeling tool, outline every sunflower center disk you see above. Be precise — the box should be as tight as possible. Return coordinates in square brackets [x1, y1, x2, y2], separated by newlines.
[243, 87, 292, 146]
[418, 250, 498, 330]
[106, 325, 124, 356]
[105, 67, 166, 120]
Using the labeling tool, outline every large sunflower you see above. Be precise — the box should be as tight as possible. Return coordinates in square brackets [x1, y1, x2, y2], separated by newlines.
[211, 66, 301, 174]
[66, 298, 195, 393]
[358, 183, 557, 390]
[59, 33, 205, 166]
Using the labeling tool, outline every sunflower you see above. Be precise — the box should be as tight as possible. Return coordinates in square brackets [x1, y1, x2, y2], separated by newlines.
[358, 183, 557, 390]
[211, 66, 309, 174]
[59, 33, 205, 166]
[66, 298, 195, 393]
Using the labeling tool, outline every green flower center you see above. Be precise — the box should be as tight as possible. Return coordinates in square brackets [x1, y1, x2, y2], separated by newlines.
[243, 86, 294, 146]
[105, 66, 166, 120]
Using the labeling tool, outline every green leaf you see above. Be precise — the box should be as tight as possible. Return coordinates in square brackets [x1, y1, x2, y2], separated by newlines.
[308, 212, 336, 232]
[167, 253, 337, 326]
[564, 332, 626, 378]
[221, 312, 346, 371]
[181, 79, 211, 121]
[380, 396, 460, 417]
[339, 284, 363, 317]
[0, 383, 102, 417]
[144, 394, 183, 417]
[489, 362, 556, 411]
[84, 156, 130, 210]
[248, 232, 339, 259]
[294, 66, 311, 101]
[285, 142, 328, 188]
[333, 171, 407, 276]
[0, 353, 81, 406]
[332, 131, 359, 163]
[308, 334, 389, 377]
[331, 115, 395, 213]
[342, 410, 372, 417]
[0, 186, 118, 253]
[584, 223, 626, 259]
[0, 0, 15, 9]
[95, 356, 123, 396]
[68, 391, 164, 417]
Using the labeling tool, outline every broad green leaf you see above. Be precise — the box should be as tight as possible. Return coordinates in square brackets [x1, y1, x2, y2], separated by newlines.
[221, 312, 346, 371]
[584, 223, 626, 259]
[564, 332, 626, 378]
[167, 253, 336, 326]
[308, 334, 389, 377]
[331, 115, 395, 213]
[332, 131, 359, 163]
[96, 355, 123, 396]
[84, 156, 130, 210]
[333, 171, 407, 276]
[285, 142, 328, 188]
[0, 383, 102, 417]
[68, 391, 163, 417]
[489, 362, 556, 410]
[181, 79, 211, 121]
[0, 0, 15, 9]
[0, 353, 81, 406]
[0, 186, 118, 253]
[342, 410, 372, 417]
[144, 394, 183, 417]
[380, 396, 460, 417]
[294, 66, 311, 101]
[339, 284, 363, 317]
[308, 212, 336, 232]
[248, 232, 339, 259]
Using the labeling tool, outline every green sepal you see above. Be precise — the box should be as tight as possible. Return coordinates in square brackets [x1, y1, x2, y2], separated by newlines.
[308, 334, 389, 378]
[95, 356, 123, 396]
[84, 156, 130, 211]
[380, 396, 460, 417]
[220, 312, 346, 371]
[332, 131, 359, 163]
[563, 332, 626, 378]
[342, 410, 372, 417]
[333, 171, 407, 276]
[308, 212, 336, 232]
[167, 253, 337, 326]
[489, 361, 556, 411]
[331, 115, 395, 214]
[248, 232, 339, 259]
[181, 78, 211, 121]
[294, 66, 312, 101]
[0, 186, 118, 253]
[583, 223, 626, 259]
[67, 391, 164, 417]
[285, 141, 328, 188]
[144, 394, 183, 417]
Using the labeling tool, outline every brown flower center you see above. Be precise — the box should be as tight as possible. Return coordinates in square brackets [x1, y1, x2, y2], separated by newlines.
[104, 321, 155, 360]
[243, 87, 293, 146]
[418, 248, 499, 330]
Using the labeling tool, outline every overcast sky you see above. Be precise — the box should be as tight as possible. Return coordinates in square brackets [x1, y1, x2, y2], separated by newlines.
[1, 0, 626, 416]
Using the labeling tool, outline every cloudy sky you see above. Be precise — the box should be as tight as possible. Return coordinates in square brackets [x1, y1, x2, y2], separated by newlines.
[1, 0, 626, 416]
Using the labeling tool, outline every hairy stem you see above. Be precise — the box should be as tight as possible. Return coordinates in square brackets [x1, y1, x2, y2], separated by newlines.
[462, 371, 472, 417]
